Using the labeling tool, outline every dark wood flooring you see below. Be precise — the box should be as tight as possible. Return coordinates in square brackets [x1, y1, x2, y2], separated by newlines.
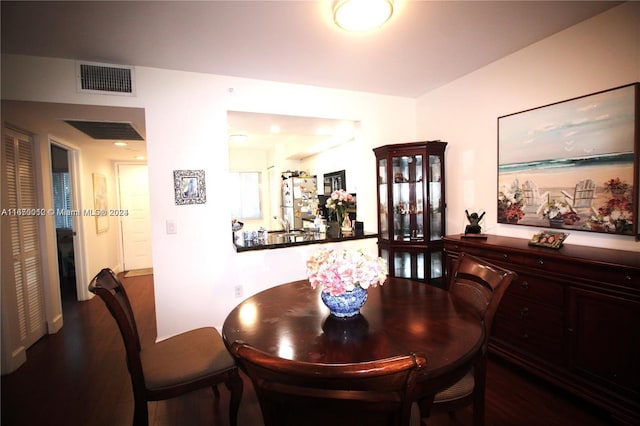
[1, 273, 615, 426]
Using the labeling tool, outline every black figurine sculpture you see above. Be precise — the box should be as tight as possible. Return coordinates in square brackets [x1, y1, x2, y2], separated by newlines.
[465, 210, 485, 235]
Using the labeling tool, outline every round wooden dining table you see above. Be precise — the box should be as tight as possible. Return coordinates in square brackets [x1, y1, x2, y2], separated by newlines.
[222, 277, 484, 405]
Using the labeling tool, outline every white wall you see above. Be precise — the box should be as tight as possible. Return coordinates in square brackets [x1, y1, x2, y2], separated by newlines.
[3, 3, 637, 345]
[417, 2, 640, 252]
[2, 54, 416, 340]
[144, 73, 415, 338]
[302, 136, 362, 195]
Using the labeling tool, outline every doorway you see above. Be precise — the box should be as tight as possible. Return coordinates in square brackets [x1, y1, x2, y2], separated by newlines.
[50, 144, 77, 304]
[118, 164, 153, 272]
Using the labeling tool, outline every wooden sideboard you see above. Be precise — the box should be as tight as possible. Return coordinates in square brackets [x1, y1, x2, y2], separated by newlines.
[443, 234, 640, 425]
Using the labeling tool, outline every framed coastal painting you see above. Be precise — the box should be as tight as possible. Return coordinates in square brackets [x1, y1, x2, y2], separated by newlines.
[497, 83, 639, 237]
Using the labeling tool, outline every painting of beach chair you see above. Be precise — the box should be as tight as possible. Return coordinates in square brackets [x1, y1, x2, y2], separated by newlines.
[561, 179, 596, 210]
[521, 180, 550, 214]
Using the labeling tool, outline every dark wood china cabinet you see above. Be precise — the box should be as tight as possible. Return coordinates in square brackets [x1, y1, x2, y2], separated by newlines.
[374, 141, 447, 287]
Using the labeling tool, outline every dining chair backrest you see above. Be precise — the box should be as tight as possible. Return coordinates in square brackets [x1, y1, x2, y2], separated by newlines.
[89, 268, 146, 393]
[89, 268, 244, 426]
[449, 252, 517, 339]
[415, 253, 518, 426]
[231, 340, 427, 426]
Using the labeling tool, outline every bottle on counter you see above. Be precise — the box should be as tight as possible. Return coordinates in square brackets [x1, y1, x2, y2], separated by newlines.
[258, 227, 267, 244]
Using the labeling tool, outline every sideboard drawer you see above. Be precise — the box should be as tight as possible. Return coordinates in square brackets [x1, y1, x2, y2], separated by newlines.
[494, 295, 565, 363]
[449, 245, 525, 266]
[508, 273, 565, 307]
[577, 266, 638, 289]
[523, 256, 640, 289]
[478, 249, 525, 266]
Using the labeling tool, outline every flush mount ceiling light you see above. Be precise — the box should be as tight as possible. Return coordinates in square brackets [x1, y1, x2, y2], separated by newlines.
[333, 0, 393, 32]
[229, 134, 249, 143]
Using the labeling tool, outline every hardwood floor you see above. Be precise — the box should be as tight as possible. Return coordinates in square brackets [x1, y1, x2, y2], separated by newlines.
[2, 274, 615, 426]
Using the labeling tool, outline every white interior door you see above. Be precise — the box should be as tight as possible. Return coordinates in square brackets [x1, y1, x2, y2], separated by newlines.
[118, 164, 152, 271]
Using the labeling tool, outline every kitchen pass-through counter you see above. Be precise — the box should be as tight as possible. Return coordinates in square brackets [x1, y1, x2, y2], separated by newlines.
[233, 227, 377, 252]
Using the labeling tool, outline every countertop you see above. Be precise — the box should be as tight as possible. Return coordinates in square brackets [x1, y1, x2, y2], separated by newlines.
[233, 227, 378, 252]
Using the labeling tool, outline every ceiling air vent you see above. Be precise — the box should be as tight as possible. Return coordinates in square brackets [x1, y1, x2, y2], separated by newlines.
[76, 61, 135, 96]
[64, 120, 144, 140]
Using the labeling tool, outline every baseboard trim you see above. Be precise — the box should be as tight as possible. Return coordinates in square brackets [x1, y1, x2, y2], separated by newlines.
[48, 313, 63, 334]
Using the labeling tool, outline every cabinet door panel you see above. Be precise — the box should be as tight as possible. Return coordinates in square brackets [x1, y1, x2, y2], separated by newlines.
[427, 154, 443, 241]
[393, 250, 425, 280]
[569, 287, 640, 394]
[377, 158, 389, 240]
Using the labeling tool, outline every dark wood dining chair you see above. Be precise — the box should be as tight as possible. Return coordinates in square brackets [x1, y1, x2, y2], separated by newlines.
[417, 252, 517, 426]
[88, 268, 243, 426]
[230, 340, 427, 426]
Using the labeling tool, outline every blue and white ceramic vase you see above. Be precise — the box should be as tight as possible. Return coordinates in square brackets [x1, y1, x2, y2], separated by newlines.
[321, 285, 368, 318]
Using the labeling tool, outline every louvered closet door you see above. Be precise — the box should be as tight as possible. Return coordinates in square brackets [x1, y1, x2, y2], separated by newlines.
[4, 129, 46, 348]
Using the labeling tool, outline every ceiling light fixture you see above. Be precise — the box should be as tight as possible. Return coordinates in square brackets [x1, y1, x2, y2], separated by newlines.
[113, 141, 128, 147]
[333, 0, 393, 32]
[229, 134, 249, 143]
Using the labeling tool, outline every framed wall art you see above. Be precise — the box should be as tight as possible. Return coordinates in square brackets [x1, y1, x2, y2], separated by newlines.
[174, 169, 206, 205]
[92, 173, 109, 233]
[498, 83, 639, 237]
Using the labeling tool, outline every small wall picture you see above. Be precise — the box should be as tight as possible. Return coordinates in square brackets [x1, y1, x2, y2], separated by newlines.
[93, 173, 109, 233]
[174, 169, 206, 205]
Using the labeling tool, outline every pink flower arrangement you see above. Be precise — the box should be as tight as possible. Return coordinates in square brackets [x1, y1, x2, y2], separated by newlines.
[325, 189, 354, 220]
[306, 248, 388, 296]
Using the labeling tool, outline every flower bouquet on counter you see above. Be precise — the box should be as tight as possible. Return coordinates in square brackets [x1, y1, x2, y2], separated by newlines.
[325, 189, 354, 225]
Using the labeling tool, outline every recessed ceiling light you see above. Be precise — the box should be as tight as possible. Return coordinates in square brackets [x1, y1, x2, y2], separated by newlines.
[135, 156, 145, 161]
[333, 0, 393, 32]
[113, 141, 128, 147]
[270, 125, 281, 134]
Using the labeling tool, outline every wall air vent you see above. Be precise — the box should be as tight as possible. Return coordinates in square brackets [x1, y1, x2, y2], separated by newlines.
[76, 61, 135, 96]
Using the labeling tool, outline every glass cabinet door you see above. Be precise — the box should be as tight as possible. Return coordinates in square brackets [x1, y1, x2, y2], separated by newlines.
[393, 251, 425, 280]
[392, 249, 442, 282]
[428, 154, 443, 241]
[391, 154, 424, 241]
[378, 158, 389, 240]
